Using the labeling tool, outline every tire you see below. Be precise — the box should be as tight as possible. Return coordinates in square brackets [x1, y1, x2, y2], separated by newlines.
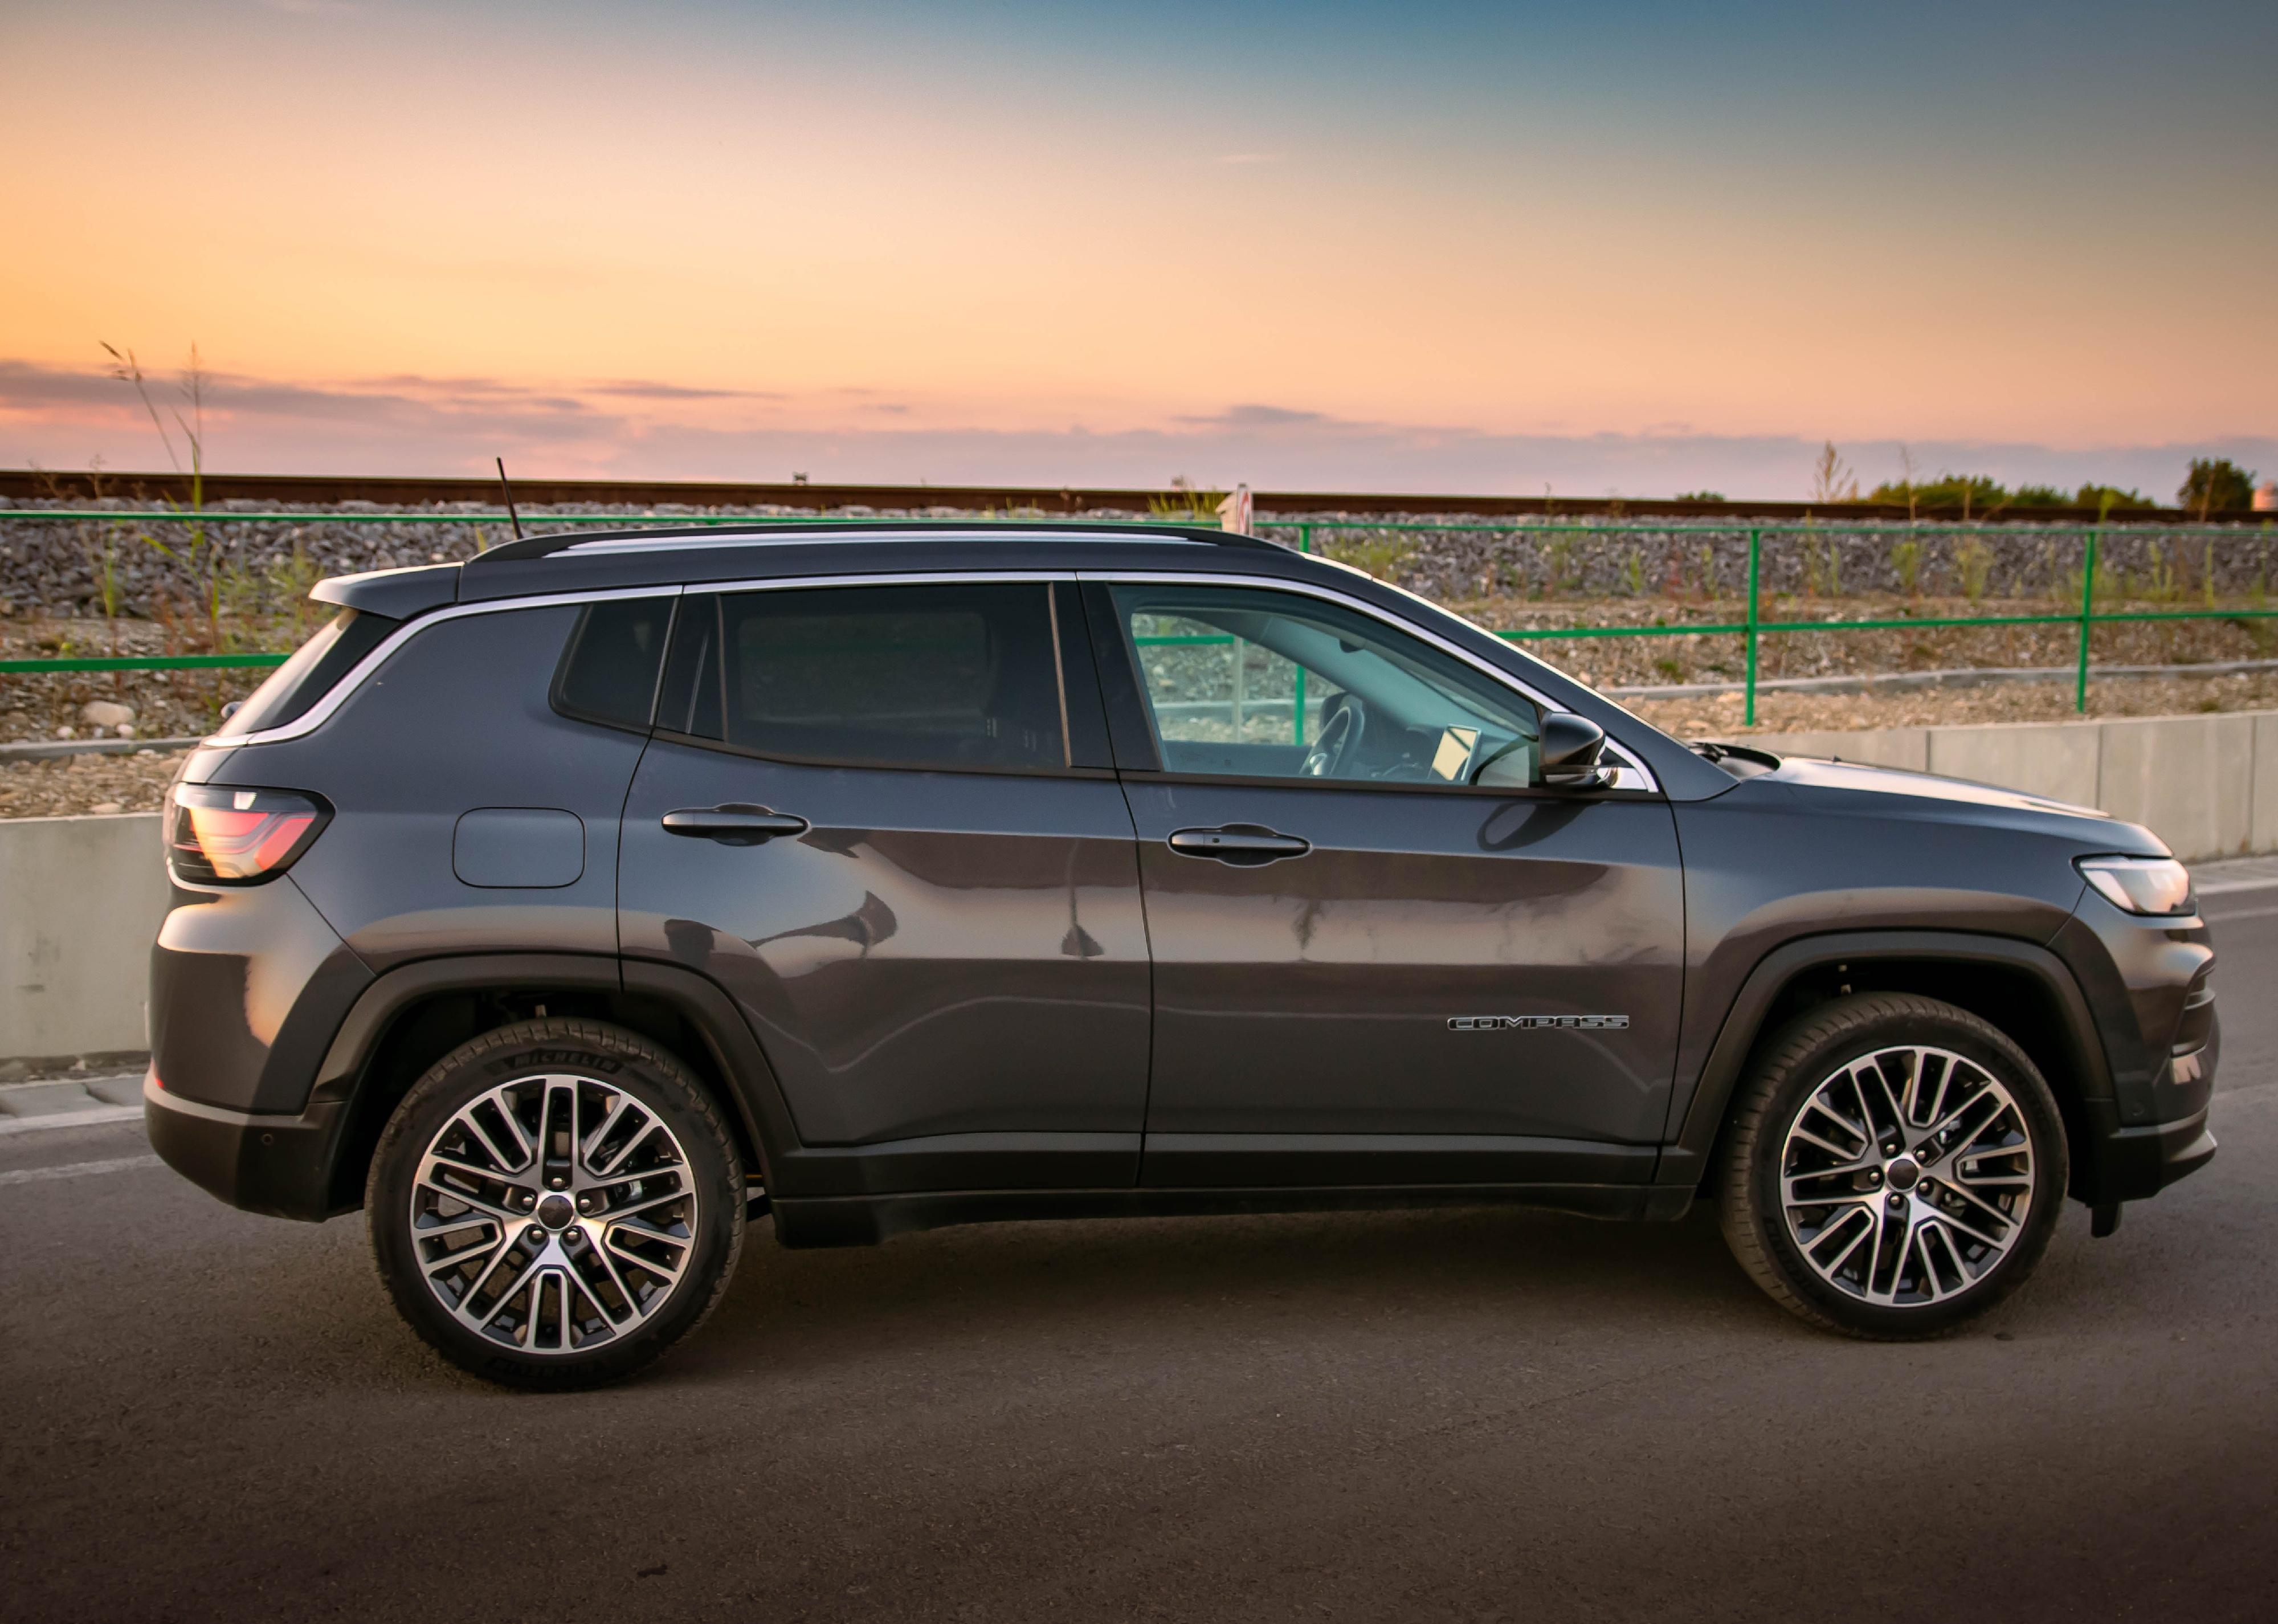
[1717, 993, 2068, 1339]
[367, 1018, 745, 1389]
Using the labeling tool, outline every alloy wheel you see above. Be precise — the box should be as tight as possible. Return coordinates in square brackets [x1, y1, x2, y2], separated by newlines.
[1778, 1044, 2036, 1308]
[405, 1073, 701, 1354]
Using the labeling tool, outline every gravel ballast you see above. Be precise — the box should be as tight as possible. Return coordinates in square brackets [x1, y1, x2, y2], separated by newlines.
[8, 499, 2276, 813]
[0, 748, 187, 819]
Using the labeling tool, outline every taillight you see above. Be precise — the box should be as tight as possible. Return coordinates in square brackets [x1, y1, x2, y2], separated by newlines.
[166, 784, 332, 885]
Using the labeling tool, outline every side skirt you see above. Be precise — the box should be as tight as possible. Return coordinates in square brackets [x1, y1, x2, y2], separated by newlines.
[769, 1182, 1696, 1248]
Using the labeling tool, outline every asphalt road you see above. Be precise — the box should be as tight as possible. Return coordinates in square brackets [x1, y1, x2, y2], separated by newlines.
[6, 897, 2276, 1624]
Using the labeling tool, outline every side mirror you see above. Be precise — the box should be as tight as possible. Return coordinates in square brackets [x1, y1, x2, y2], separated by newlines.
[1537, 711, 1613, 788]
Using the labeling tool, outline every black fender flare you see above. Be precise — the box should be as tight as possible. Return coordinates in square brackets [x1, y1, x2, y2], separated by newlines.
[310, 952, 800, 1207]
[1658, 929, 2112, 1190]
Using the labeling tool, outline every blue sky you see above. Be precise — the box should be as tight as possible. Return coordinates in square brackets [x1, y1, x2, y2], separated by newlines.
[2, 0, 2272, 495]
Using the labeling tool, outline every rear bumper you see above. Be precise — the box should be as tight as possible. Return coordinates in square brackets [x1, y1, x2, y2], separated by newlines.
[144, 1072, 349, 1223]
[149, 878, 371, 1115]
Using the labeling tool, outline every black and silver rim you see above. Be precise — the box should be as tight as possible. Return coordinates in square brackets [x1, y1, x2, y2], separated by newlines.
[1778, 1044, 2036, 1308]
[406, 1074, 700, 1355]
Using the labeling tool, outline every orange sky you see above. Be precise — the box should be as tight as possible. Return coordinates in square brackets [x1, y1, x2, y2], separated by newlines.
[4, 2, 2273, 493]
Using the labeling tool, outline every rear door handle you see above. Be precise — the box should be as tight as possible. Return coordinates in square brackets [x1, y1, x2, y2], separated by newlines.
[660, 805, 811, 845]
[1166, 824, 1313, 865]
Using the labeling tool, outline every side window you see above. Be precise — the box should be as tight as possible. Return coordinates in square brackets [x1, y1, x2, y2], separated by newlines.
[1110, 583, 1541, 786]
[551, 597, 673, 731]
[659, 582, 1071, 773]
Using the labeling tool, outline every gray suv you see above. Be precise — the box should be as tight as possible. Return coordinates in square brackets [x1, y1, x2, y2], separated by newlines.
[145, 523, 2218, 1386]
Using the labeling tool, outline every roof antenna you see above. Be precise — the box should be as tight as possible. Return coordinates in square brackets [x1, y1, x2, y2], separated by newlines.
[496, 456, 524, 540]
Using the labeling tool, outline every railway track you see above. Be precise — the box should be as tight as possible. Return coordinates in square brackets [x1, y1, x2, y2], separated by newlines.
[0, 468, 2231, 525]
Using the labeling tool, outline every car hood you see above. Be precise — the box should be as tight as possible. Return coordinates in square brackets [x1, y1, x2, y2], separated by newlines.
[1762, 752, 2169, 855]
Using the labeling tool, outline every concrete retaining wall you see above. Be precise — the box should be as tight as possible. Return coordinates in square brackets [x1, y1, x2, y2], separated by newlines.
[1, 813, 169, 1066]
[3, 705, 2274, 1062]
[1752, 707, 2277, 863]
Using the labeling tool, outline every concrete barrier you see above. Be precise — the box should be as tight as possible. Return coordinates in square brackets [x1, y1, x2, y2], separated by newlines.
[1755, 706, 2277, 863]
[1, 813, 169, 1064]
[2, 706, 2273, 1063]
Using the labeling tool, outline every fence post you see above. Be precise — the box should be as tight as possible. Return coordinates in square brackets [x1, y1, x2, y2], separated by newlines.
[2076, 529, 2099, 713]
[1297, 524, 1312, 553]
[1744, 528, 1761, 727]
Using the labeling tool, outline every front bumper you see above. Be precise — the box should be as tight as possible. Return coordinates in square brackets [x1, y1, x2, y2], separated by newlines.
[2080, 999, 2219, 1203]
[2098, 1108, 2218, 1200]
[144, 1072, 350, 1223]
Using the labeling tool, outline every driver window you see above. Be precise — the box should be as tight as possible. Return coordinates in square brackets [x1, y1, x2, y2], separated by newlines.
[1110, 584, 1542, 786]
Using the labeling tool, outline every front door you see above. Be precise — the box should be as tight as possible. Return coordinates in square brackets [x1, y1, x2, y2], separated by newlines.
[619, 580, 1150, 1192]
[1085, 578, 1684, 1189]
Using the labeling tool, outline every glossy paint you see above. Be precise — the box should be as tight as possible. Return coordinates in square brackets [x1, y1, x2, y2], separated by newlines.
[201, 603, 656, 970]
[1119, 778, 1684, 1177]
[1663, 762, 2106, 1129]
[619, 737, 1152, 1163]
[142, 524, 2219, 1234]
[149, 874, 371, 1113]
[2047, 896, 2214, 1127]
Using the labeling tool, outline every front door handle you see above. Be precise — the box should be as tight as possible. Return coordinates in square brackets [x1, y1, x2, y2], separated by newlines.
[660, 804, 811, 846]
[1166, 824, 1313, 865]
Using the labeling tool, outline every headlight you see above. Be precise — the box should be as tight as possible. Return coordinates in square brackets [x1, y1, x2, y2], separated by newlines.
[2076, 855, 2194, 916]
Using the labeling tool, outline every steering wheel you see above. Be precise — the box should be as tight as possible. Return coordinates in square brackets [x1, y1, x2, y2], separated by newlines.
[1299, 692, 1366, 777]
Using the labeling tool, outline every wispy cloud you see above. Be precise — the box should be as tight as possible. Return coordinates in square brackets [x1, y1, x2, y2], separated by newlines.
[586, 380, 782, 402]
[1176, 403, 1340, 430]
[3, 358, 2268, 500]
[1210, 152, 1283, 166]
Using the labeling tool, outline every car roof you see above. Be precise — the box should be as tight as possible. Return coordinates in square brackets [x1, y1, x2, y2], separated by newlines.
[309, 520, 1324, 617]
[448, 520, 1322, 603]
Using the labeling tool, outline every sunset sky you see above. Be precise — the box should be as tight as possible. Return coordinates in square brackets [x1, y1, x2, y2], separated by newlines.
[3, 0, 2273, 497]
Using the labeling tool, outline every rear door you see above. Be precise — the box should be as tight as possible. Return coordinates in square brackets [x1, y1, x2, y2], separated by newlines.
[1084, 576, 1685, 1190]
[618, 577, 1150, 1191]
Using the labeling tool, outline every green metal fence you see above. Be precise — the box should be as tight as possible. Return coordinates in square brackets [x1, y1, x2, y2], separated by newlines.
[1279, 518, 2278, 723]
[4, 508, 2273, 727]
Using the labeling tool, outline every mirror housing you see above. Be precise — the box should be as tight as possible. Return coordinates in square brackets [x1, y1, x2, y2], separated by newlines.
[1537, 711, 1613, 788]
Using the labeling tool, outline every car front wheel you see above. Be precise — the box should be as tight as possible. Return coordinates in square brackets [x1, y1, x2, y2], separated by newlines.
[1718, 993, 2068, 1338]
[367, 1018, 745, 1388]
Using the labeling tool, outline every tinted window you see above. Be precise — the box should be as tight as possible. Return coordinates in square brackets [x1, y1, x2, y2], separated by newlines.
[669, 583, 1070, 772]
[552, 597, 673, 731]
[656, 592, 723, 739]
[217, 607, 400, 736]
[1111, 583, 1540, 784]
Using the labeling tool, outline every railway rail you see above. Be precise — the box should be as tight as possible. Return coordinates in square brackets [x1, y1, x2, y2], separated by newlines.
[1, 468, 2255, 525]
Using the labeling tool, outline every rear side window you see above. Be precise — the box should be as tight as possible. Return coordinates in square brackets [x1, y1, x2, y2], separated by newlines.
[658, 583, 1070, 772]
[552, 597, 673, 731]
[215, 608, 399, 737]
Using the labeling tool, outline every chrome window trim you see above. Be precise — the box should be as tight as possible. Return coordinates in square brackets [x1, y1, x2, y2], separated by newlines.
[202, 573, 1076, 753]
[202, 566, 1658, 793]
[679, 569, 1077, 592]
[202, 586, 685, 751]
[1079, 569, 1661, 794]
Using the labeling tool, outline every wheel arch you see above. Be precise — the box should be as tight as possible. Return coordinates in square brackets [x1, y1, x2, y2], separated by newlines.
[1665, 931, 2109, 1201]
[312, 953, 795, 1214]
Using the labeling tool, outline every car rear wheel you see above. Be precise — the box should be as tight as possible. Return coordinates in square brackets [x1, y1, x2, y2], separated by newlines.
[367, 1018, 744, 1388]
[1718, 993, 2067, 1339]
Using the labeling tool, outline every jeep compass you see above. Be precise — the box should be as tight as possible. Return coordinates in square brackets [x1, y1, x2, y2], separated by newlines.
[144, 523, 2218, 1386]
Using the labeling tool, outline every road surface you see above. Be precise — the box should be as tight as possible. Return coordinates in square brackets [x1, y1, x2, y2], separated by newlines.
[5, 886, 2275, 1623]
